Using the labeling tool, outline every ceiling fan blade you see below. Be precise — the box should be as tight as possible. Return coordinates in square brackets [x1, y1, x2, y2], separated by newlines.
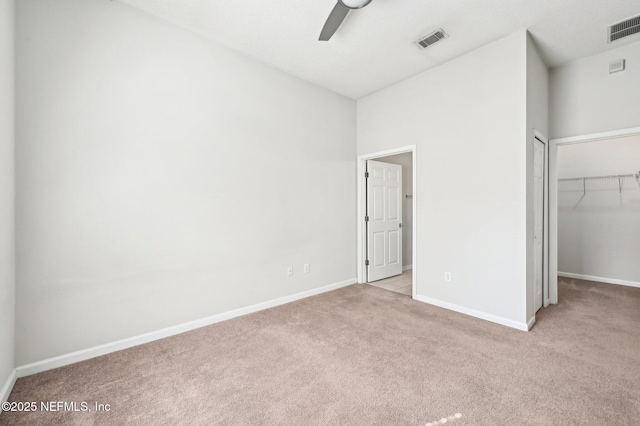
[319, 2, 350, 41]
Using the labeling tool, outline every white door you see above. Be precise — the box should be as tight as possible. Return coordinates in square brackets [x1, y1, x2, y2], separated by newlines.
[367, 160, 402, 282]
[533, 138, 545, 311]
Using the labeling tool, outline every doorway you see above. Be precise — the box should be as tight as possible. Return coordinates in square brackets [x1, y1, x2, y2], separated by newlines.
[549, 126, 640, 301]
[357, 146, 417, 298]
[366, 159, 403, 282]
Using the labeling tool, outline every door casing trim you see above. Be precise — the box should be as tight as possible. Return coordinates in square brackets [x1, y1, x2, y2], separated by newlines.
[533, 130, 549, 311]
[548, 126, 640, 304]
[357, 145, 417, 299]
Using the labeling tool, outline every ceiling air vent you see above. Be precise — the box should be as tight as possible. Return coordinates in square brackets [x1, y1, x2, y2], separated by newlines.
[415, 29, 448, 49]
[608, 14, 640, 43]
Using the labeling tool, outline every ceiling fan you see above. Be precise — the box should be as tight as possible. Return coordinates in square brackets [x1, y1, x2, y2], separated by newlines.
[319, 0, 373, 41]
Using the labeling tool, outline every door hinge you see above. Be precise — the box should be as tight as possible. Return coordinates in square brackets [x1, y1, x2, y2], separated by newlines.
[365, 216, 369, 222]
[365, 259, 369, 266]
[365, 172, 369, 178]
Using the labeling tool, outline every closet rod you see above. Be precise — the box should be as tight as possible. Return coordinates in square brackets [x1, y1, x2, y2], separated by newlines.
[558, 171, 639, 182]
[558, 171, 640, 195]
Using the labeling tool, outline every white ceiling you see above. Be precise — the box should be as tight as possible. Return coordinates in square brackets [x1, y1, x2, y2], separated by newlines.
[116, 0, 640, 99]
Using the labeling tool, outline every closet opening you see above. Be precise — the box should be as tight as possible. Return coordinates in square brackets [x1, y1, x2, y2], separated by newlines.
[549, 127, 640, 301]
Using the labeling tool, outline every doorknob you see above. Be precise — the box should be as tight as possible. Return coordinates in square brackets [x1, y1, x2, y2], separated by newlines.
[399, 223, 402, 228]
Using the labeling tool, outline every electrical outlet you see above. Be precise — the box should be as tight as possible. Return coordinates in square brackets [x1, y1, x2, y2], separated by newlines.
[444, 271, 452, 282]
[303, 263, 310, 274]
[287, 266, 293, 276]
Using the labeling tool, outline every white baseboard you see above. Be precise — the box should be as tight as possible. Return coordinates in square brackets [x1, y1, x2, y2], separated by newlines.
[402, 264, 413, 271]
[558, 272, 640, 289]
[527, 316, 536, 331]
[1, 369, 17, 405]
[414, 295, 530, 332]
[16, 278, 357, 379]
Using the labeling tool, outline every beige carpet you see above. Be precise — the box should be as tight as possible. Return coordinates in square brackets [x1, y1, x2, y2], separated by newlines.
[2, 277, 639, 425]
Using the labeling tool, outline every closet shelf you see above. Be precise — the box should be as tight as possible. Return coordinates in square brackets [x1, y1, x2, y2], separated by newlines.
[558, 171, 639, 182]
[558, 170, 640, 195]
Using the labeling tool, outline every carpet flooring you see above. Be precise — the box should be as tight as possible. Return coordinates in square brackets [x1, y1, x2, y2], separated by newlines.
[2, 277, 639, 425]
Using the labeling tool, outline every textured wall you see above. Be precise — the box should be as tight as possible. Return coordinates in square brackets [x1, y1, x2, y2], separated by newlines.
[0, 0, 16, 396]
[16, 0, 356, 364]
[550, 41, 640, 139]
[358, 32, 529, 327]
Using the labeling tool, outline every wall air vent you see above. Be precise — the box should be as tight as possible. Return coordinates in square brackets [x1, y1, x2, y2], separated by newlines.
[609, 59, 625, 74]
[608, 14, 640, 43]
[414, 29, 448, 49]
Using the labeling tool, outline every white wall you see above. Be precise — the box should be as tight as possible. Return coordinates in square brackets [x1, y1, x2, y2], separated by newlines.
[16, 0, 356, 364]
[525, 33, 549, 319]
[375, 152, 413, 268]
[550, 41, 640, 139]
[558, 136, 640, 178]
[358, 31, 529, 328]
[0, 0, 15, 396]
[557, 136, 640, 284]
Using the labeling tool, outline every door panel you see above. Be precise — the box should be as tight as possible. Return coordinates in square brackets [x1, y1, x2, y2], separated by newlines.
[373, 232, 385, 267]
[373, 186, 385, 220]
[388, 230, 400, 264]
[388, 187, 399, 220]
[367, 160, 403, 282]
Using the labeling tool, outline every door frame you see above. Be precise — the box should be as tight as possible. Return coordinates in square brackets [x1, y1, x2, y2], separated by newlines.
[548, 126, 640, 304]
[533, 130, 549, 310]
[357, 145, 417, 299]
